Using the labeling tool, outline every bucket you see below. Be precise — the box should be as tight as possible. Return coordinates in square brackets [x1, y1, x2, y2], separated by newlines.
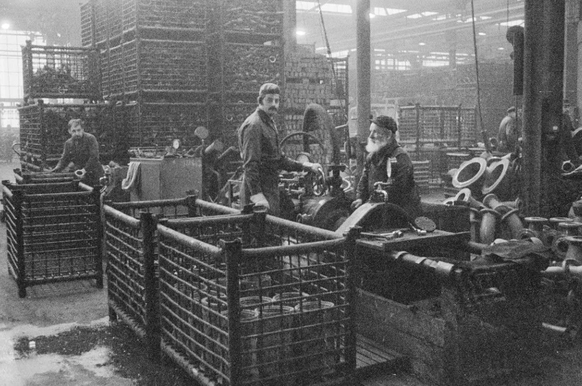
[294, 300, 337, 375]
[254, 304, 295, 384]
[271, 292, 309, 308]
[240, 295, 273, 312]
[240, 274, 273, 297]
[240, 309, 260, 382]
[201, 296, 228, 372]
[185, 281, 208, 358]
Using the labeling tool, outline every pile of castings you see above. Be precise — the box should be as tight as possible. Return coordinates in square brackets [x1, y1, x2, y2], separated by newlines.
[443, 153, 521, 244]
[444, 183, 582, 273]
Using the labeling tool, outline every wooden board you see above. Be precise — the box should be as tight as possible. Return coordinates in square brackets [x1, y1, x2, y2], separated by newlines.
[356, 334, 408, 378]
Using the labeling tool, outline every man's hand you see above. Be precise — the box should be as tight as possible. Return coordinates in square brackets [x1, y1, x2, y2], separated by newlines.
[303, 162, 323, 174]
[351, 199, 363, 210]
[250, 192, 270, 210]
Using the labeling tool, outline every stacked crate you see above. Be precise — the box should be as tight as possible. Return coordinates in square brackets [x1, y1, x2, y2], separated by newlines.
[281, 49, 337, 165]
[83, 0, 210, 148]
[18, 100, 124, 171]
[207, 0, 285, 147]
[21, 40, 101, 102]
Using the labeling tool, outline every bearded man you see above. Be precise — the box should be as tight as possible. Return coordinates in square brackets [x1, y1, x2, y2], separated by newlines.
[351, 115, 421, 218]
[52, 118, 104, 186]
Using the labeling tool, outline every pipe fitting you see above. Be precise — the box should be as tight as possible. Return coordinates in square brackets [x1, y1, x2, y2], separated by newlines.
[564, 236, 582, 266]
[452, 157, 488, 191]
[479, 207, 501, 245]
[482, 157, 511, 199]
[550, 217, 573, 230]
[499, 207, 524, 239]
[524, 217, 549, 234]
[558, 221, 581, 236]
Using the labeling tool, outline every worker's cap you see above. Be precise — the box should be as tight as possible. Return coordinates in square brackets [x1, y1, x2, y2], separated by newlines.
[258, 83, 280, 100]
[370, 115, 398, 133]
[507, 106, 516, 113]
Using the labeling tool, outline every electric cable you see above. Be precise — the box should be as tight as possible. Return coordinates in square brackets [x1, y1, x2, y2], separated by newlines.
[470, 0, 490, 153]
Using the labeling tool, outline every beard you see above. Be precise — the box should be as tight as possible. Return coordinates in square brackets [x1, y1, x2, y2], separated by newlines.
[365, 137, 389, 154]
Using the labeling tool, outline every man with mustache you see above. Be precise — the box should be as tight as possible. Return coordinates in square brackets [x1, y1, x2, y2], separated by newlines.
[237, 83, 321, 216]
[351, 115, 421, 218]
[51, 118, 104, 186]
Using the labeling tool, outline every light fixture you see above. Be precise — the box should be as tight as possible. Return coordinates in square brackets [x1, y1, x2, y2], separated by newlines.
[498, 47, 505, 50]
[1, 23, 10, 30]
[419, 42, 426, 46]
[296, 30, 306, 36]
[369, 13, 376, 19]
[478, 32, 486, 36]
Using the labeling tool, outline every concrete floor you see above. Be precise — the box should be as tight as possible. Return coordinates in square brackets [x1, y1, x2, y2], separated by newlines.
[2, 159, 582, 386]
[0, 161, 193, 386]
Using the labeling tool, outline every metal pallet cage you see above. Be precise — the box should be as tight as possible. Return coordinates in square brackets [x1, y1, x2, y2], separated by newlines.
[21, 41, 101, 101]
[17, 101, 122, 172]
[157, 212, 357, 386]
[104, 196, 240, 352]
[398, 105, 477, 148]
[2, 180, 102, 298]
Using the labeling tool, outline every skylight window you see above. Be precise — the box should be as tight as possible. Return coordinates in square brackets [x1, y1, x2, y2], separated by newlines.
[296, 2, 351, 13]
[499, 19, 524, 27]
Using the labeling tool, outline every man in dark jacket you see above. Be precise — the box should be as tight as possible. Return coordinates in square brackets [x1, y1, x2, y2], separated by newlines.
[351, 115, 421, 218]
[237, 83, 321, 216]
[497, 106, 519, 153]
[52, 118, 104, 186]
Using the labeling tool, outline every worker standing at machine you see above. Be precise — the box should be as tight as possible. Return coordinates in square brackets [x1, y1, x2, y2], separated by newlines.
[497, 106, 519, 153]
[237, 83, 321, 216]
[51, 118, 104, 186]
[351, 115, 422, 218]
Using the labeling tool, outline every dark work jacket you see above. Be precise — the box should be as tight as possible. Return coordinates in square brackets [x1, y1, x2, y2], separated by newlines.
[237, 108, 303, 215]
[54, 132, 104, 185]
[356, 141, 421, 218]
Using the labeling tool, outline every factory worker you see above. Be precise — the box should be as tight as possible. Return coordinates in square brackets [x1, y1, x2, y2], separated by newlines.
[497, 106, 519, 153]
[51, 118, 104, 186]
[351, 115, 422, 218]
[237, 83, 321, 216]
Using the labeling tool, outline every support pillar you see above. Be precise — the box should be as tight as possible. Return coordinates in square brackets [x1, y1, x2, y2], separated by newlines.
[356, 0, 371, 181]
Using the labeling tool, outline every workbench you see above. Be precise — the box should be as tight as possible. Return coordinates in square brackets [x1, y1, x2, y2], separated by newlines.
[356, 229, 471, 253]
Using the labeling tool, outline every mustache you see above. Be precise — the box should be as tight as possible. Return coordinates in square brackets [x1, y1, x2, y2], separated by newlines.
[268, 107, 278, 111]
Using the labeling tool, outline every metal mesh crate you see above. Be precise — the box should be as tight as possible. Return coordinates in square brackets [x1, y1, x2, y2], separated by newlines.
[104, 196, 239, 352]
[398, 105, 477, 147]
[18, 101, 123, 171]
[80, 1, 94, 47]
[22, 41, 100, 101]
[14, 171, 77, 185]
[157, 213, 357, 386]
[223, 0, 283, 35]
[223, 43, 283, 93]
[111, 38, 208, 95]
[2, 180, 102, 298]
[132, 0, 208, 31]
[124, 101, 208, 147]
